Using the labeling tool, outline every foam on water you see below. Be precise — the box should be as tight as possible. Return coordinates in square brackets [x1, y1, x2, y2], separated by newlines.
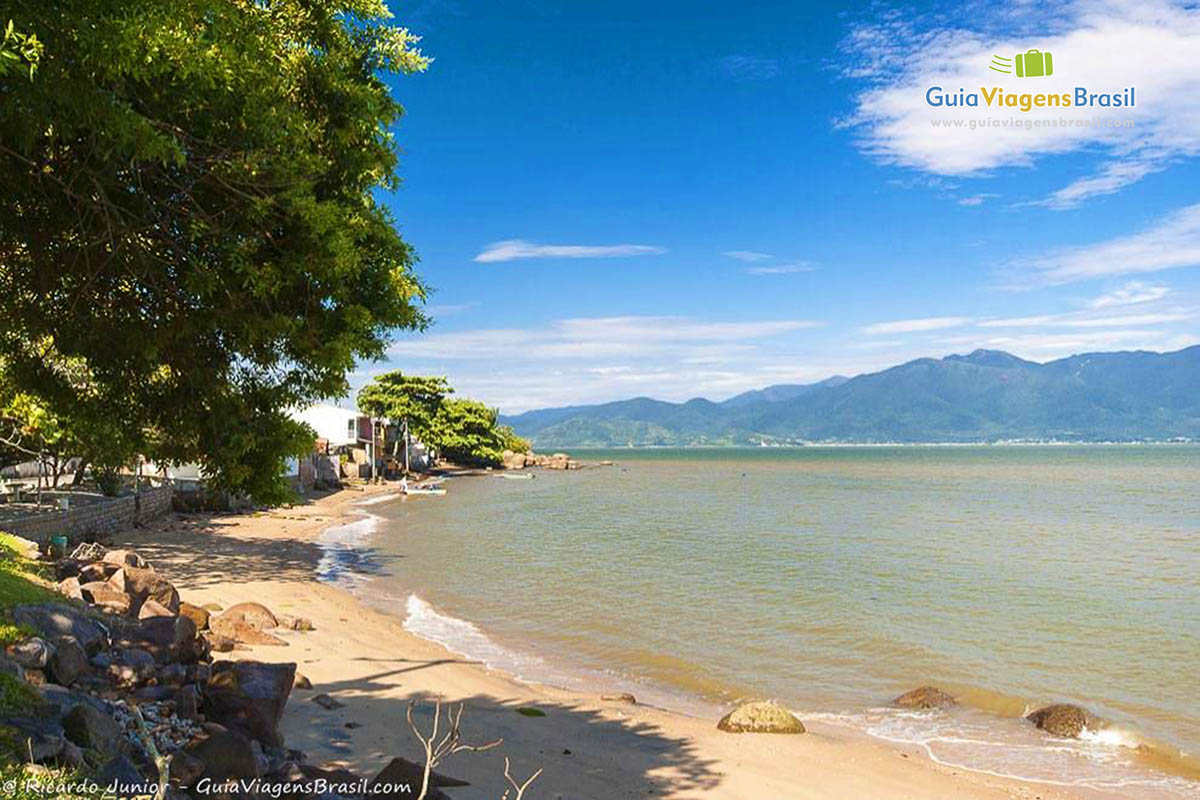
[802, 708, 1200, 799]
[315, 512, 382, 589]
[354, 492, 404, 507]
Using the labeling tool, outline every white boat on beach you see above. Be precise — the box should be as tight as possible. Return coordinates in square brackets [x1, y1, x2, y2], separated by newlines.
[403, 486, 446, 496]
[497, 472, 535, 480]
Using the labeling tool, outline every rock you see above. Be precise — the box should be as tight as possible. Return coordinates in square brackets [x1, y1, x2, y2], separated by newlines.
[115, 567, 180, 614]
[370, 757, 470, 799]
[716, 702, 806, 734]
[23, 668, 45, 687]
[61, 739, 84, 767]
[276, 614, 313, 632]
[95, 755, 154, 796]
[128, 614, 199, 663]
[46, 636, 89, 686]
[55, 559, 82, 581]
[0, 716, 66, 762]
[168, 748, 205, 787]
[157, 663, 187, 687]
[217, 602, 278, 631]
[13, 604, 107, 654]
[1026, 704, 1092, 738]
[293, 674, 313, 690]
[209, 617, 288, 646]
[102, 549, 148, 569]
[601, 693, 637, 705]
[79, 582, 132, 614]
[311, 693, 343, 710]
[179, 602, 210, 631]
[203, 632, 235, 652]
[78, 562, 120, 583]
[201, 603, 224, 613]
[132, 685, 175, 702]
[186, 729, 261, 782]
[203, 660, 296, 747]
[58, 577, 84, 602]
[137, 599, 176, 620]
[7, 637, 54, 670]
[894, 686, 957, 710]
[0, 654, 25, 681]
[105, 648, 156, 685]
[175, 684, 200, 720]
[62, 703, 123, 756]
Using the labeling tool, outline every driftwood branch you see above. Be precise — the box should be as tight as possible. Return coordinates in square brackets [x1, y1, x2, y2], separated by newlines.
[406, 698, 502, 800]
[500, 756, 543, 800]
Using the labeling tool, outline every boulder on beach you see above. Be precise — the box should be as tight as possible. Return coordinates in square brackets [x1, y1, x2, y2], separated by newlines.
[894, 686, 957, 710]
[716, 702, 806, 734]
[179, 602, 210, 631]
[1026, 703, 1092, 738]
[14, 605, 107, 655]
[103, 549, 148, 569]
[209, 617, 288, 646]
[115, 567, 180, 614]
[203, 660, 296, 747]
[217, 602, 279, 631]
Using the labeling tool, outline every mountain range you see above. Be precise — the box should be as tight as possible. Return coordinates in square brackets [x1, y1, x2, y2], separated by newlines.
[500, 346, 1200, 446]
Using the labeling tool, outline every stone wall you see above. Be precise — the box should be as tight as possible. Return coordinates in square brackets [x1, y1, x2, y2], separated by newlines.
[0, 485, 173, 543]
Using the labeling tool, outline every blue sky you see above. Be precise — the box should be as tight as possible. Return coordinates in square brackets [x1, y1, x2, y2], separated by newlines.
[357, 0, 1200, 412]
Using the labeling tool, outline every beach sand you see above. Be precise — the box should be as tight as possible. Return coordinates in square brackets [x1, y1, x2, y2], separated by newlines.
[117, 483, 1102, 800]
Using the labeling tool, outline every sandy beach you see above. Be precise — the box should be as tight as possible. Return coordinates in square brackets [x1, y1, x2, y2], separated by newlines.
[115, 483, 1100, 800]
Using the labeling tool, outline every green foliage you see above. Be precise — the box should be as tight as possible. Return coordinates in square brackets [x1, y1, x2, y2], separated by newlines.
[0, 762, 102, 797]
[429, 398, 510, 466]
[357, 372, 452, 443]
[0, 20, 42, 79]
[515, 707, 546, 717]
[0, 0, 430, 502]
[0, 531, 57, 609]
[496, 425, 530, 454]
[0, 672, 40, 717]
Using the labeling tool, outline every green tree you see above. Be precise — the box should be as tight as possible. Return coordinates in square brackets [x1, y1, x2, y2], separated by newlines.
[0, 20, 41, 79]
[0, 0, 429, 503]
[429, 398, 512, 466]
[357, 372, 452, 442]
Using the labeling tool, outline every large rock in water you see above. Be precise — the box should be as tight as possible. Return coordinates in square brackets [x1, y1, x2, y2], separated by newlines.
[894, 686, 957, 709]
[716, 702, 806, 734]
[1026, 704, 1092, 738]
[203, 661, 296, 747]
[13, 605, 106, 655]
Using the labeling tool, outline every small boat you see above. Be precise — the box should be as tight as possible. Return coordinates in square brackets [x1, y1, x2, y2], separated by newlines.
[403, 486, 446, 496]
[496, 473, 535, 480]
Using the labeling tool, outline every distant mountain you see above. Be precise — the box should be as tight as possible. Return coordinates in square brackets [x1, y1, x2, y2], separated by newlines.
[501, 347, 1200, 446]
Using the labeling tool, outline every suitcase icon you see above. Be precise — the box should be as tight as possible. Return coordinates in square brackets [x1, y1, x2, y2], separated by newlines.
[1015, 49, 1053, 78]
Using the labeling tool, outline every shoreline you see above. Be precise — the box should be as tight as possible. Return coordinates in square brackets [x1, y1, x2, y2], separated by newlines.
[118, 484, 1122, 800]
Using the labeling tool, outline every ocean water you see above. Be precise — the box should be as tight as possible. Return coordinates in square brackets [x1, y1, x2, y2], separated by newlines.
[322, 446, 1200, 798]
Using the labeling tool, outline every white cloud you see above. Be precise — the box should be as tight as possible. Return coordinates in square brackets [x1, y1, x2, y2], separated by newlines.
[1089, 280, 1171, 307]
[958, 193, 1000, 207]
[722, 250, 774, 262]
[1012, 202, 1200, 285]
[842, 0, 1200, 206]
[746, 263, 816, 275]
[863, 316, 973, 334]
[387, 315, 821, 362]
[979, 310, 1192, 328]
[474, 240, 666, 263]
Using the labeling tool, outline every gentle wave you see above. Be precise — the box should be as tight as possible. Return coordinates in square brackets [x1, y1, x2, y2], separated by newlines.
[315, 512, 382, 589]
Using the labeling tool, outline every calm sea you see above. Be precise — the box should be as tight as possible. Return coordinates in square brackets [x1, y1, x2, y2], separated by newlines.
[320, 446, 1200, 798]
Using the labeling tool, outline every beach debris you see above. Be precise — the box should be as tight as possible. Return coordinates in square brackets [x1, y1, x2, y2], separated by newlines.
[311, 693, 344, 710]
[716, 701, 806, 734]
[502, 756, 543, 800]
[371, 755, 471, 800]
[204, 660, 296, 746]
[406, 699, 502, 800]
[894, 685, 957, 709]
[69, 541, 107, 562]
[515, 706, 546, 717]
[1025, 703, 1093, 738]
[601, 692, 637, 705]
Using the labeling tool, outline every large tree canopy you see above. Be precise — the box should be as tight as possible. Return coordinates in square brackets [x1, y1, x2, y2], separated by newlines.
[0, 0, 429, 502]
[356, 371, 452, 444]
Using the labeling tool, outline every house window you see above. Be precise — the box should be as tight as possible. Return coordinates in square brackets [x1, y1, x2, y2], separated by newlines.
[347, 419, 356, 439]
